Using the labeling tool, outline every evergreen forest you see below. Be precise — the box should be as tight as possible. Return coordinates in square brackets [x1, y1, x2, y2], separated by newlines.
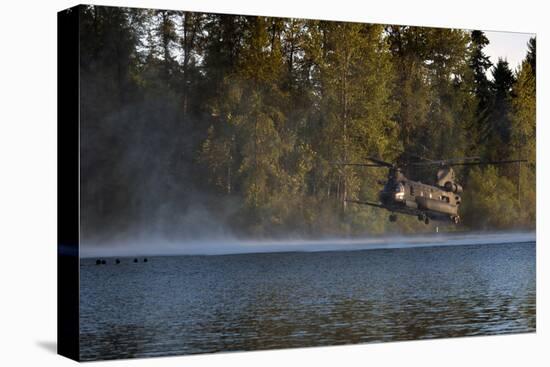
[78, 6, 536, 240]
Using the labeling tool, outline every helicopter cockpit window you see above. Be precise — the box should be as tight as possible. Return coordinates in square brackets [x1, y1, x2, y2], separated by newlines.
[394, 183, 404, 193]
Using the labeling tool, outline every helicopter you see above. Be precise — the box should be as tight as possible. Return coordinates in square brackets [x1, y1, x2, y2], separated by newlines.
[338, 156, 526, 225]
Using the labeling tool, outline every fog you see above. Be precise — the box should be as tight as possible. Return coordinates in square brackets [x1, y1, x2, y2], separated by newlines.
[79, 231, 535, 258]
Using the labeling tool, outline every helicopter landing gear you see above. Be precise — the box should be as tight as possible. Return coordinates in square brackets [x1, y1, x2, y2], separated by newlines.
[452, 215, 461, 224]
[389, 213, 398, 222]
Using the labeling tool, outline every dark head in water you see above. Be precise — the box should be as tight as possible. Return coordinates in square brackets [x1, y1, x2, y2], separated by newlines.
[337, 156, 527, 225]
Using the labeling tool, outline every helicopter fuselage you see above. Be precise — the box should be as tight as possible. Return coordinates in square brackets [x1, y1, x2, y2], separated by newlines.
[378, 177, 461, 223]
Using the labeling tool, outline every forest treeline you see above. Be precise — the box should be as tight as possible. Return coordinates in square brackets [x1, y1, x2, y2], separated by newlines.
[78, 5, 536, 240]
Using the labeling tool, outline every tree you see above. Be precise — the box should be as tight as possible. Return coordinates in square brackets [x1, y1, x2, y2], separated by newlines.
[487, 58, 516, 159]
[386, 26, 432, 154]
[308, 22, 397, 219]
[526, 37, 536, 77]
[509, 59, 536, 226]
[469, 30, 493, 147]
[199, 14, 246, 198]
[79, 6, 142, 236]
[386, 26, 473, 182]
[461, 166, 518, 228]
[200, 17, 292, 235]
[79, 6, 536, 238]
[423, 28, 472, 160]
[157, 10, 179, 79]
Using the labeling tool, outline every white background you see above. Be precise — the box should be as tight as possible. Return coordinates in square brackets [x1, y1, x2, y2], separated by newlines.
[0, 0, 547, 365]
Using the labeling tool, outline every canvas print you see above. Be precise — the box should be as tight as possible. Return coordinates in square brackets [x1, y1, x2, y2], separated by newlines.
[58, 4, 536, 361]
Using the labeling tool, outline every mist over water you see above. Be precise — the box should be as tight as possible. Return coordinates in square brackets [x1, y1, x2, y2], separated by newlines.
[80, 231, 535, 258]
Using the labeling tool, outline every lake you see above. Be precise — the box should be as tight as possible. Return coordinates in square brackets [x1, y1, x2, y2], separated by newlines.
[79, 240, 536, 361]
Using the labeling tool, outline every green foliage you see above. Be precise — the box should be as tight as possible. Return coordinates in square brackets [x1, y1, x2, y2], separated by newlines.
[526, 37, 536, 77]
[311, 22, 398, 207]
[81, 6, 536, 238]
[485, 59, 516, 159]
[468, 31, 493, 150]
[510, 62, 536, 163]
[509, 61, 536, 226]
[461, 166, 519, 229]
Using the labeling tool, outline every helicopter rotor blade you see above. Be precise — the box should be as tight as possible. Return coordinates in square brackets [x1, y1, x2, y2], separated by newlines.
[439, 159, 528, 167]
[405, 157, 528, 167]
[406, 157, 481, 166]
[366, 157, 394, 167]
[404, 152, 435, 163]
[332, 162, 387, 168]
[334, 156, 527, 169]
[391, 148, 437, 164]
[345, 199, 385, 208]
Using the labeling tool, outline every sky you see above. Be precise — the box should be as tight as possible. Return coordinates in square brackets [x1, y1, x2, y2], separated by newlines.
[484, 31, 534, 75]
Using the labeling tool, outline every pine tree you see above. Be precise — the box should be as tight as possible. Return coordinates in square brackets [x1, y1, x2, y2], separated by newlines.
[386, 26, 432, 154]
[487, 58, 516, 159]
[526, 37, 536, 77]
[469, 30, 493, 147]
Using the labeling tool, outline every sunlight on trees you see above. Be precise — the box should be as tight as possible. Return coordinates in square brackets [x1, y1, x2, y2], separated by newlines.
[79, 6, 536, 238]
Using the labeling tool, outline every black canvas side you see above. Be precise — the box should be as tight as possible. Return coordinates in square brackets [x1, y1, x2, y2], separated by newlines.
[57, 5, 80, 362]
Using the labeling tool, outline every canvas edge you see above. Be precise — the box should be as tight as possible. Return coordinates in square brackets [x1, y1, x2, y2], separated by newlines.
[57, 4, 81, 362]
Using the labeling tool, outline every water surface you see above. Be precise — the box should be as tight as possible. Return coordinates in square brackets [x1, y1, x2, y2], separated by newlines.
[80, 241, 535, 360]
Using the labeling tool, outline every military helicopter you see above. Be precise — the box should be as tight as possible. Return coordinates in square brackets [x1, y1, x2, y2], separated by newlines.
[338, 156, 526, 224]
